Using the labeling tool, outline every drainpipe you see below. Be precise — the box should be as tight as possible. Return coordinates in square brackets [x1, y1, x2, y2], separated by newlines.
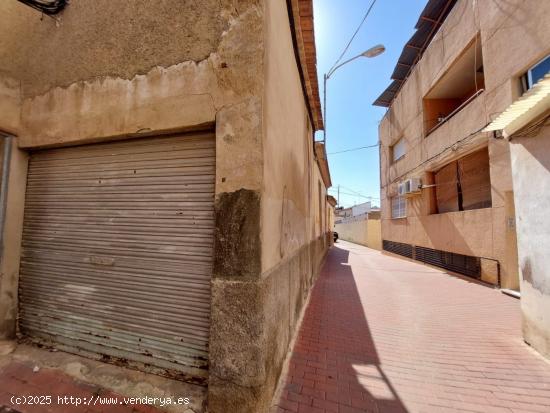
[0, 135, 13, 260]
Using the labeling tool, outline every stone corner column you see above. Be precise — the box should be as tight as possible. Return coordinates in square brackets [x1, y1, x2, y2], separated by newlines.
[0, 137, 28, 339]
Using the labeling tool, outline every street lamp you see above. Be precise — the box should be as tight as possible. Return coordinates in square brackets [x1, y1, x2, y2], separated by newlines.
[323, 44, 385, 143]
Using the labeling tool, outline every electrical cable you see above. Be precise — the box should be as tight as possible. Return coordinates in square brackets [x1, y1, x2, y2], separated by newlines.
[327, 0, 377, 75]
[511, 113, 550, 139]
[328, 143, 379, 155]
[339, 185, 365, 196]
[382, 123, 489, 188]
[17, 0, 66, 15]
[328, 188, 379, 200]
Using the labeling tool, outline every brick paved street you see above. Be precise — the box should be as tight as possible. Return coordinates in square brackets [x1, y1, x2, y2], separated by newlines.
[273, 241, 550, 413]
[0, 361, 160, 413]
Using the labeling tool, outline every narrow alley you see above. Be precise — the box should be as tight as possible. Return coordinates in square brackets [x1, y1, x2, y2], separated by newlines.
[274, 241, 550, 413]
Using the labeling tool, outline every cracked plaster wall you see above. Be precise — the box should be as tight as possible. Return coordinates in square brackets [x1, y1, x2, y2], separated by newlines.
[0, 0, 268, 412]
[0, 0, 328, 411]
[0, 0, 265, 196]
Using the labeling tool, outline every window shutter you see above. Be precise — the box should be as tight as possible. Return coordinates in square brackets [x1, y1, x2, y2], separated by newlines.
[392, 138, 407, 162]
[435, 161, 459, 213]
[458, 148, 492, 210]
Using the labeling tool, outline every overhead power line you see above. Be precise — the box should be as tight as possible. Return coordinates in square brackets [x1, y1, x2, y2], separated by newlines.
[328, 143, 379, 155]
[328, 188, 379, 200]
[328, 0, 378, 74]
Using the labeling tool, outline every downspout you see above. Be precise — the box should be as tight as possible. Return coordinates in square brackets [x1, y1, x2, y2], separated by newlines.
[0, 135, 13, 262]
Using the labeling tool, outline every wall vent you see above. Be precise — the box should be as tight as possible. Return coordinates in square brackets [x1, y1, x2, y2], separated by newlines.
[414, 246, 481, 279]
[382, 240, 413, 259]
[382, 240, 484, 280]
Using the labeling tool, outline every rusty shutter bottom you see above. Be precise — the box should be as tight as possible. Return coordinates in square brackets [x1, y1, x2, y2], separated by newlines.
[18, 132, 215, 383]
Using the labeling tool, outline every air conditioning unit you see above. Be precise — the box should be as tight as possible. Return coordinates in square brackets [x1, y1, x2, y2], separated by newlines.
[397, 182, 408, 196]
[398, 178, 422, 197]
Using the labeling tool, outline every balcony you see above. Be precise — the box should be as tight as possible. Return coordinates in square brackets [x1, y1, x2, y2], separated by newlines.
[423, 35, 485, 136]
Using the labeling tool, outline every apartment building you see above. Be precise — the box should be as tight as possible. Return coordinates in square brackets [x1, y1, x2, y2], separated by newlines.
[484, 58, 550, 357]
[0, 0, 331, 411]
[373, 0, 550, 291]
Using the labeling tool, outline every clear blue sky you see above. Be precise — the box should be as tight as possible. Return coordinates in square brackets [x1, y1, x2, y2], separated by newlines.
[313, 0, 426, 208]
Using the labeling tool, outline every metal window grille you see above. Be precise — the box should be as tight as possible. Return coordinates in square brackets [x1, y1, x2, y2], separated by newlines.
[382, 240, 413, 259]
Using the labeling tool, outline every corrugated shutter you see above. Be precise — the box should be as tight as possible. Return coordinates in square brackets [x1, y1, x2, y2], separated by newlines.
[18, 132, 215, 383]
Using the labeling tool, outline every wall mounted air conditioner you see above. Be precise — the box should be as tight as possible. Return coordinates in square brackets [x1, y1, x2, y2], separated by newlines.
[397, 181, 407, 196]
[398, 178, 422, 197]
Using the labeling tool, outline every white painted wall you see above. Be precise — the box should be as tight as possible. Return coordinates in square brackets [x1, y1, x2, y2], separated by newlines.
[352, 201, 372, 217]
[510, 125, 550, 359]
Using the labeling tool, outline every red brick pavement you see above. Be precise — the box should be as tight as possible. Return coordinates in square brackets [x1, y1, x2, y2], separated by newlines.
[273, 241, 550, 413]
[0, 361, 160, 413]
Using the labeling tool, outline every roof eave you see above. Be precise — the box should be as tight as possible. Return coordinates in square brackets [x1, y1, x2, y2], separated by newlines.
[314, 142, 332, 188]
[288, 0, 324, 131]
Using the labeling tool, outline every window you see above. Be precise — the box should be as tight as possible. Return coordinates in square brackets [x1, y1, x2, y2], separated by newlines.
[391, 137, 406, 162]
[521, 54, 550, 93]
[434, 147, 492, 214]
[423, 35, 485, 135]
[391, 196, 406, 219]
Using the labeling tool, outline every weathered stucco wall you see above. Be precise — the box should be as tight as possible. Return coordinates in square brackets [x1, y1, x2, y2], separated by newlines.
[0, 0, 223, 98]
[0, 76, 21, 136]
[262, 0, 312, 272]
[335, 218, 382, 250]
[510, 125, 550, 359]
[0, 1, 269, 412]
[377, 0, 550, 289]
[0, 139, 28, 339]
[239, 1, 331, 411]
[0, 0, 329, 411]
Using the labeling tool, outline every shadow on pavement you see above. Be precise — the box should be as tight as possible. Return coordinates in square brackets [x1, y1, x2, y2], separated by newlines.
[279, 244, 409, 412]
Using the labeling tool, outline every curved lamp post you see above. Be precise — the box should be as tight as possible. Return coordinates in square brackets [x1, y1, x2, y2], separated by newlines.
[323, 44, 385, 143]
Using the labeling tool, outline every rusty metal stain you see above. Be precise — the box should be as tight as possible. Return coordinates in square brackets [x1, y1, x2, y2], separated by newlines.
[89, 256, 115, 266]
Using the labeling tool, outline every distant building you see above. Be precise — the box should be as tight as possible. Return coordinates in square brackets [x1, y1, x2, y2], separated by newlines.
[352, 201, 372, 217]
[335, 210, 382, 250]
[335, 201, 378, 224]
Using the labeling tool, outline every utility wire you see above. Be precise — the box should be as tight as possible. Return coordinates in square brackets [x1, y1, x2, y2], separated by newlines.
[384, 123, 489, 187]
[328, 143, 379, 155]
[339, 186, 379, 199]
[327, 0, 378, 75]
[328, 188, 379, 200]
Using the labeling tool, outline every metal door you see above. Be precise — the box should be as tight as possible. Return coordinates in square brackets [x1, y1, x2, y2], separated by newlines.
[18, 132, 215, 382]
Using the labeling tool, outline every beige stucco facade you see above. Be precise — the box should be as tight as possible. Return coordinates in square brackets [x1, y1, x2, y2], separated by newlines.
[335, 214, 382, 251]
[0, 1, 330, 412]
[377, 0, 550, 290]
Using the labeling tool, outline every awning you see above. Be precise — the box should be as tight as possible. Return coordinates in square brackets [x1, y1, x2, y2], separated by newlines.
[373, 0, 457, 107]
[483, 73, 550, 137]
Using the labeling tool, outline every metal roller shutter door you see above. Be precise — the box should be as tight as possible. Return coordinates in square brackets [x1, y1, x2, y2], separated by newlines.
[18, 132, 215, 383]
